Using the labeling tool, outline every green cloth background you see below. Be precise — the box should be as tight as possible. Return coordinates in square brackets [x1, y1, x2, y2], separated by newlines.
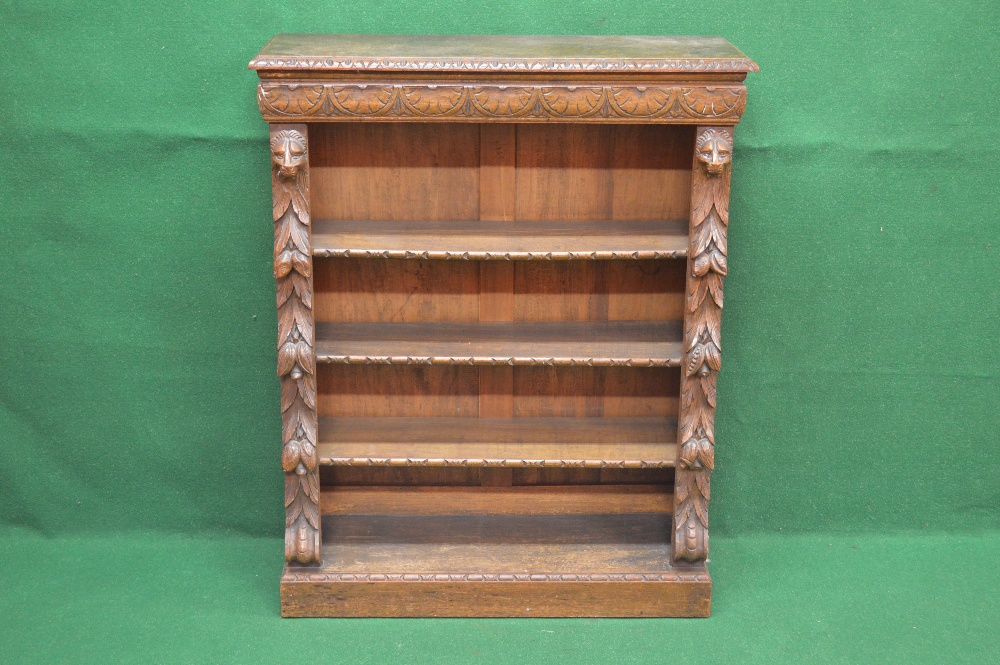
[1, 1, 997, 663]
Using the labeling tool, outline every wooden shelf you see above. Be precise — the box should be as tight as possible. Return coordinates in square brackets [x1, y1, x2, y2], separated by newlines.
[315, 320, 683, 366]
[311, 219, 689, 260]
[282, 485, 709, 618]
[317, 417, 678, 468]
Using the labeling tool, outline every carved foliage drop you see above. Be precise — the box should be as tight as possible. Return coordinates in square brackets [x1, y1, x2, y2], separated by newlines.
[272, 126, 320, 565]
[674, 127, 732, 562]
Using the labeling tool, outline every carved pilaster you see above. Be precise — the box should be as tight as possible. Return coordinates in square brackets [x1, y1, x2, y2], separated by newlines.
[271, 124, 320, 565]
[673, 127, 732, 563]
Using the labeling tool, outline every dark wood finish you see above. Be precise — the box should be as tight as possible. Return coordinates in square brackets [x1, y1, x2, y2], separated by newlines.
[322, 466, 671, 487]
[314, 320, 682, 366]
[254, 33, 753, 617]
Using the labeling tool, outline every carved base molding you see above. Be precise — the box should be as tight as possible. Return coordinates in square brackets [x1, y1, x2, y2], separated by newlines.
[280, 567, 712, 617]
[258, 82, 745, 123]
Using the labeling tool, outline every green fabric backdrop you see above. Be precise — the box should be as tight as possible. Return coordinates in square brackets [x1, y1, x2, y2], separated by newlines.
[1, 1, 997, 663]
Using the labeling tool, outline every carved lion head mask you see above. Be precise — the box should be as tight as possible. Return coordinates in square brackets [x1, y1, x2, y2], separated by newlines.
[695, 129, 732, 177]
[271, 130, 307, 179]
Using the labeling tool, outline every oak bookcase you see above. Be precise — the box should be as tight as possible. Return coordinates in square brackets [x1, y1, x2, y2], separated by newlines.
[250, 33, 756, 617]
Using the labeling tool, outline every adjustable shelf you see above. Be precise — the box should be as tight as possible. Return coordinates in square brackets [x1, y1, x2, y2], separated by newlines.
[312, 219, 689, 260]
[255, 33, 754, 618]
[314, 321, 683, 366]
[316, 416, 678, 467]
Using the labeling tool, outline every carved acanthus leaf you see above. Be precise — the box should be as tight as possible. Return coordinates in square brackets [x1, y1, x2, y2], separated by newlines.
[674, 126, 733, 563]
[272, 125, 320, 566]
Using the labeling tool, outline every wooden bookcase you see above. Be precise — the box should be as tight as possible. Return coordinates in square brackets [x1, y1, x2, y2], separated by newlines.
[250, 34, 756, 617]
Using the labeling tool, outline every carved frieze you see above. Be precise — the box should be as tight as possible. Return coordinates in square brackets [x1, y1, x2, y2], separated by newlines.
[258, 82, 746, 123]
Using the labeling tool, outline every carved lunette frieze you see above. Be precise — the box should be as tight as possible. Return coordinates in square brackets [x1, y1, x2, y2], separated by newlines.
[272, 125, 321, 566]
[673, 127, 732, 563]
[258, 82, 745, 123]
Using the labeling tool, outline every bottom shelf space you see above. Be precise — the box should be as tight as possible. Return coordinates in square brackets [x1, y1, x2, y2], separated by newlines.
[317, 417, 678, 468]
[281, 485, 709, 618]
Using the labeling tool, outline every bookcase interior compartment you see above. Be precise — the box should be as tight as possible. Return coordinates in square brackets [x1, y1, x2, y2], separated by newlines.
[309, 123, 694, 223]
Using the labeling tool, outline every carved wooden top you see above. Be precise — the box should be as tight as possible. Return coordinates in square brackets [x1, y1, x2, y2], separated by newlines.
[250, 33, 758, 75]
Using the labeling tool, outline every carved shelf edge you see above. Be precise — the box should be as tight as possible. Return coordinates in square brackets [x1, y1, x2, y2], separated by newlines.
[312, 249, 687, 261]
[317, 456, 675, 468]
[252, 56, 757, 74]
[282, 572, 710, 583]
[258, 82, 746, 124]
[316, 355, 682, 367]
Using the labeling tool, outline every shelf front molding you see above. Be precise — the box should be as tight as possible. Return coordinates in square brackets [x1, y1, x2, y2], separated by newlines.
[314, 320, 683, 367]
[317, 455, 675, 469]
[311, 219, 689, 260]
[314, 249, 687, 261]
[283, 571, 707, 583]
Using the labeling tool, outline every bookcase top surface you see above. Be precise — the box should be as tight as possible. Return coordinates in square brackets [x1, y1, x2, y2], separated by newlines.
[250, 33, 758, 74]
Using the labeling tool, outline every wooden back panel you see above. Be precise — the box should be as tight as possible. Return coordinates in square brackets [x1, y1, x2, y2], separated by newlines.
[310, 123, 692, 222]
[309, 122, 691, 489]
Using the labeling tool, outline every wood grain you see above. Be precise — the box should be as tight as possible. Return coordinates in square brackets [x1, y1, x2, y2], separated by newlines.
[310, 123, 479, 221]
[314, 320, 683, 366]
[317, 365, 479, 418]
[320, 484, 673, 515]
[314, 257, 480, 323]
[316, 416, 678, 467]
[480, 124, 516, 222]
[281, 577, 711, 618]
[512, 367, 679, 418]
